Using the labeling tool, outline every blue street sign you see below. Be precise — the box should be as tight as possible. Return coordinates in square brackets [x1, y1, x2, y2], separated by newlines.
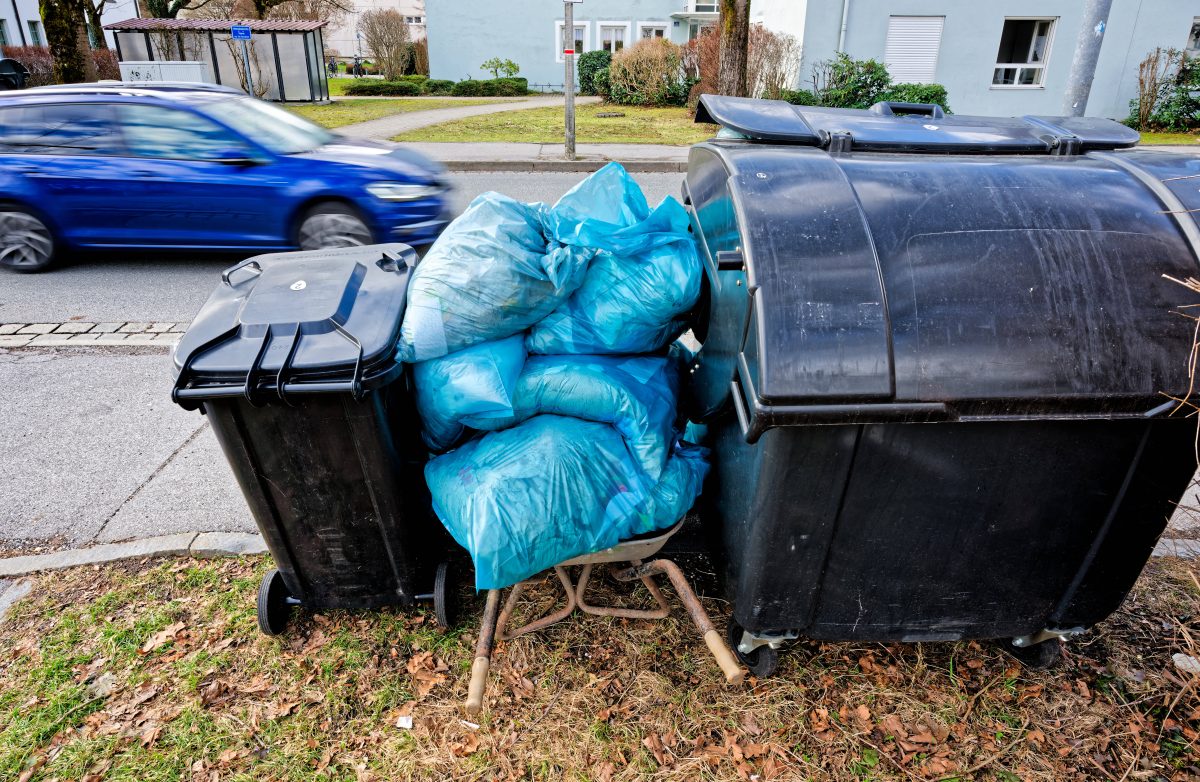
[231, 25, 252, 40]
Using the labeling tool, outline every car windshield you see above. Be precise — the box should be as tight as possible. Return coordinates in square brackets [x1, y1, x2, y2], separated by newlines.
[197, 95, 334, 155]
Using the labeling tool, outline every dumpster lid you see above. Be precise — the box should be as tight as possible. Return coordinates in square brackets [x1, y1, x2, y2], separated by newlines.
[694, 95, 1140, 153]
[172, 244, 416, 402]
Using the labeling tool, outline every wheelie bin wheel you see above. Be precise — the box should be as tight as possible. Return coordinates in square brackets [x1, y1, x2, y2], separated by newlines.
[726, 619, 780, 678]
[257, 569, 294, 636]
[433, 561, 456, 629]
[1005, 637, 1062, 669]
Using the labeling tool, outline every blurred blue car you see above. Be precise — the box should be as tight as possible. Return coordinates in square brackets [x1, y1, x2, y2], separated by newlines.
[0, 83, 451, 272]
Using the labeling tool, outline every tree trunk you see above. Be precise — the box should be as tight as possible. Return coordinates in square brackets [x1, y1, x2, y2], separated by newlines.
[717, 0, 750, 97]
[40, 0, 97, 84]
[85, 1, 107, 49]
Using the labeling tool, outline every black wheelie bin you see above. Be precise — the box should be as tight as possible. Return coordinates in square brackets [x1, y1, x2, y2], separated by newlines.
[683, 95, 1200, 675]
[171, 244, 454, 635]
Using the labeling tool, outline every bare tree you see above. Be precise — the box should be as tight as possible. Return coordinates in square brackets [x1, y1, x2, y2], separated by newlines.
[359, 9, 410, 81]
[745, 24, 800, 99]
[717, 0, 749, 96]
[83, 0, 107, 48]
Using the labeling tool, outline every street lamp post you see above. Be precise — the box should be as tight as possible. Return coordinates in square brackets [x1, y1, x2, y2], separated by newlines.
[563, 0, 581, 160]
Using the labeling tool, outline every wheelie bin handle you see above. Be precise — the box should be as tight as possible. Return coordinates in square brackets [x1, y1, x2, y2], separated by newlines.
[221, 258, 263, 286]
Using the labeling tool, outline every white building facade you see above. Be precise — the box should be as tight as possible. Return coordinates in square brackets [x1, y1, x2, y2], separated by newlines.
[323, 0, 424, 59]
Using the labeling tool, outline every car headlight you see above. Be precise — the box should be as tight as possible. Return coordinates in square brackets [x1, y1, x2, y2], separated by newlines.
[366, 182, 444, 201]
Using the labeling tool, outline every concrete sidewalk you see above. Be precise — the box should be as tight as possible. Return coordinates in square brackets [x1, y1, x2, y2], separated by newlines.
[408, 141, 689, 172]
[335, 95, 602, 140]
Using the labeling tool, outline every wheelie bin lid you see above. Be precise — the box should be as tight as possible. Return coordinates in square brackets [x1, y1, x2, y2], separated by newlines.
[172, 244, 417, 408]
[694, 94, 1140, 153]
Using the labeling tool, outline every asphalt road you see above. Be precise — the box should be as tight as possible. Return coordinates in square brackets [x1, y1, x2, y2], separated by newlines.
[0, 171, 685, 325]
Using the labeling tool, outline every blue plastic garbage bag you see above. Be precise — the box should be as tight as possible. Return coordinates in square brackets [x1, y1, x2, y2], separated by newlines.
[412, 334, 527, 452]
[465, 354, 680, 480]
[528, 163, 703, 354]
[425, 414, 709, 590]
[397, 193, 594, 363]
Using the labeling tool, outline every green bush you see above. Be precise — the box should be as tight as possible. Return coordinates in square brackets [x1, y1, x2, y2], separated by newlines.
[593, 66, 611, 99]
[1126, 48, 1200, 131]
[398, 74, 428, 83]
[878, 82, 950, 112]
[451, 77, 528, 96]
[780, 88, 818, 106]
[423, 79, 455, 95]
[814, 52, 891, 108]
[578, 50, 611, 95]
[480, 57, 520, 78]
[343, 80, 422, 96]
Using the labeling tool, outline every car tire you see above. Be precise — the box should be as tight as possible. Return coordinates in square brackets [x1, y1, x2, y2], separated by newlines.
[0, 205, 56, 273]
[296, 202, 373, 250]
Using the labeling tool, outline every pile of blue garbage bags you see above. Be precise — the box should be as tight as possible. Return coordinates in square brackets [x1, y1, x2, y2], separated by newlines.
[398, 163, 709, 590]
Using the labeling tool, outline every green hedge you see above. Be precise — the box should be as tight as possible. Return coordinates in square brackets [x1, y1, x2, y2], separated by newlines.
[343, 80, 422, 96]
[423, 79, 455, 95]
[879, 82, 950, 112]
[451, 77, 528, 96]
[780, 88, 818, 106]
[578, 50, 611, 95]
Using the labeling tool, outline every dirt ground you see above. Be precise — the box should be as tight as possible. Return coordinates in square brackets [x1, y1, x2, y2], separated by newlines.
[2, 554, 1199, 781]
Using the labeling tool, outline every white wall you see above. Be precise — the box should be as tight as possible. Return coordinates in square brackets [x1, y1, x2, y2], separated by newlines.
[324, 0, 425, 59]
[751, 0, 806, 42]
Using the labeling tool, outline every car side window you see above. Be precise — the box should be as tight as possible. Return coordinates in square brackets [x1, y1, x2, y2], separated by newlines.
[0, 103, 121, 155]
[118, 103, 249, 161]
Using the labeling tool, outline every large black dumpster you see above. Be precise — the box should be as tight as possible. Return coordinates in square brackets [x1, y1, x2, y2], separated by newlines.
[171, 245, 453, 635]
[684, 95, 1200, 674]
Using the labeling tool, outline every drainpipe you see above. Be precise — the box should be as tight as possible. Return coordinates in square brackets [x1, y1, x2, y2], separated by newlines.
[11, 0, 27, 45]
[837, 0, 851, 52]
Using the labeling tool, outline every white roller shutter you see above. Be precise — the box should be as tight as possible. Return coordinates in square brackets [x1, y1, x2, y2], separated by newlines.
[884, 16, 945, 84]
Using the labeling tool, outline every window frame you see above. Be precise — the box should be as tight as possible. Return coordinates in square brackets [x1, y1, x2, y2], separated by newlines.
[0, 19, 9, 48]
[991, 16, 1057, 90]
[635, 21, 668, 40]
[1187, 16, 1200, 55]
[598, 21, 631, 54]
[554, 20, 588, 64]
[27, 20, 41, 47]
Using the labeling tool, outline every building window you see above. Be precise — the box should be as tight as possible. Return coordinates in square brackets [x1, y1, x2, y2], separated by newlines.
[27, 20, 42, 47]
[0, 20, 8, 47]
[599, 24, 628, 53]
[993, 18, 1055, 87]
[637, 23, 666, 40]
[688, 21, 714, 40]
[884, 16, 944, 84]
[554, 21, 587, 63]
[691, 1, 717, 12]
[1187, 17, 1200, 55]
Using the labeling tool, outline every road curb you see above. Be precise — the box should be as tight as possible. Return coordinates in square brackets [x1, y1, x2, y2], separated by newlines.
[442, 160, 687, 173]
[0, 532, 268, 577]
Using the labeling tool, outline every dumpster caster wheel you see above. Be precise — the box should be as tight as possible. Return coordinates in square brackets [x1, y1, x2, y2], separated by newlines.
[257, 569, 294, 636]
[726, 620, 779, 678]
[433, 561, 456, 629]
[1006, 637, 1062, 670]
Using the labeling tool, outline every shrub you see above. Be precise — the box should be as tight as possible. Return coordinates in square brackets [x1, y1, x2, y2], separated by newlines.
[608, 38, 693, 107]
[879, 82, 950, 112]
[578, 50, 611, 95]
[480, 57, 519, 78]
[592, 66, 611, 100]
[409, 39, 429, 76]
[0, 45, 117, 86]
[812, 52, 891, 108]
[423, 78, 454, 95]
[343, 80, 421, 96]
[746, 24, 802, 100]
[451, 77, 527, 96]
[1128, 48, 1200, 131]
[397, 74, 427, 83]
[780, 88, 818, 106]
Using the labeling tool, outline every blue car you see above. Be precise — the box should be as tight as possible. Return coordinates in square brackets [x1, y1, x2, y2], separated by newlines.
[0, 83, 452, 273]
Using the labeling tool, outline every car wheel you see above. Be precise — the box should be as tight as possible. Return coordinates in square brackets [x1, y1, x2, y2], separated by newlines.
[296, 202, 373, 250]
[0, 206, 55, 273]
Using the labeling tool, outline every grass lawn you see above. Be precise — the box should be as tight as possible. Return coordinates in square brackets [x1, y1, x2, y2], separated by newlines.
[394, 104, 719, 145]
[1141, 131, 1200, 145]
[3, 553, 1200, 780]
[287, 98, 520, 129]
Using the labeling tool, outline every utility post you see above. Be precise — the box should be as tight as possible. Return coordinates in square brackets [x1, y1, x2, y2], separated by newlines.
[563, 0, 581, 160]
[1061, 0, 1114, 116]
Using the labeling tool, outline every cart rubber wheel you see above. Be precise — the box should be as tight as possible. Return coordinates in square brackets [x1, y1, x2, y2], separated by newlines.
[726, 619, 780, 678]
[257, 569, 293, 636]
[433, 561, 456, 629]
[1005, 637, 1062, 669]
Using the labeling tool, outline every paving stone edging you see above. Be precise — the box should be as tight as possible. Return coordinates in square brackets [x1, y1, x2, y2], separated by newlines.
[0, 322, 187, 348]
[0, 532, 268, 577]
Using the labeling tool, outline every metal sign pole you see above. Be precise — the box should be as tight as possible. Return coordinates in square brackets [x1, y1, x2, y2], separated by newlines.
[563, 1, 578, 160]
[241, 39, 254, 96]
